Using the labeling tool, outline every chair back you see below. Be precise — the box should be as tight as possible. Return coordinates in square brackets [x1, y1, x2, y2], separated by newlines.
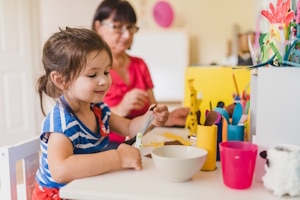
[0, 136, 40, 200]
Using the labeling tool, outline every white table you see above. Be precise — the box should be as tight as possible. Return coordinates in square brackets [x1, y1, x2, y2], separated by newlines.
[59, 127, 293, 200]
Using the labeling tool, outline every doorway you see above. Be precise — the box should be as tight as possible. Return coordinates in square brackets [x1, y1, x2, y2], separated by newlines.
[0, 0, 41, 146]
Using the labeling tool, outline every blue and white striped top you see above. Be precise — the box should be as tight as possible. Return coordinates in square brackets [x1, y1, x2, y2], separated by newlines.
[35, 98, 111, 189]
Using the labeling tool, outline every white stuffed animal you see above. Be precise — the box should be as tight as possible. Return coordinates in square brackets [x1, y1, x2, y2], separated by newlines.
[260, 144, 300, 197]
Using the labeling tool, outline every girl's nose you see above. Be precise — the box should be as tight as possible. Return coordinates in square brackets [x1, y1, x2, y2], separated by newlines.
[98, 78, 105, 86]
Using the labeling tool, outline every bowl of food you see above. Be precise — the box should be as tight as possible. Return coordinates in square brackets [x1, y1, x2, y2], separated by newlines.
[151, 145, 208, 182]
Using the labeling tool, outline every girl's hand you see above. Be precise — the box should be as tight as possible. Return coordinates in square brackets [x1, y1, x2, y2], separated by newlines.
[117, 143, 143, 170]
[151, 104, 169, 127]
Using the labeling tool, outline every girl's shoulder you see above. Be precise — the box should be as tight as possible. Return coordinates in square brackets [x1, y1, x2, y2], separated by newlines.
[43, 102, 76, 132]
[40, 102, 78, 143]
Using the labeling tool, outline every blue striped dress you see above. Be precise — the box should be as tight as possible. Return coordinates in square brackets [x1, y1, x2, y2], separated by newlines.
[35, 98, 111, 189]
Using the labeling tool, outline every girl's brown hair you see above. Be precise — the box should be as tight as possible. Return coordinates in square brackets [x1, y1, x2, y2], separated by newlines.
[36, 27, 112, 115]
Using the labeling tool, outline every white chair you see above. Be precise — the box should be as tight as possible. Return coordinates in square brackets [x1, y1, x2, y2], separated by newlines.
[0, 136, 40, 200]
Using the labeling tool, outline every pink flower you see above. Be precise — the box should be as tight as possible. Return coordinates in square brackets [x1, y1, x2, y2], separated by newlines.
[296, 0, 300, 24]
[261, 0, 294, 24]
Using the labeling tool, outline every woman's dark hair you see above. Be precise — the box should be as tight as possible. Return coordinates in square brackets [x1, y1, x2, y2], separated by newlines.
[36, 27, 112, 115]
[91, 0, 137, 30]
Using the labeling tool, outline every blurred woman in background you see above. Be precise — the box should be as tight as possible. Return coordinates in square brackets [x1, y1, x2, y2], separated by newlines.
[92, 0, 189, 144]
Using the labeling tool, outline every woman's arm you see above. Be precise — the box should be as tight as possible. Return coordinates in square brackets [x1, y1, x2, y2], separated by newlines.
[109, 88, 149, 117]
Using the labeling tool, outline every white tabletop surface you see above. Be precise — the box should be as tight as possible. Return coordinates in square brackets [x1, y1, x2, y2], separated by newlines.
[59, 127, 295, 200]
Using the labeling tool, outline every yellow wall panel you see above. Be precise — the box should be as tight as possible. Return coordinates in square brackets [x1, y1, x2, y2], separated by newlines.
[184, 66, 251, 124]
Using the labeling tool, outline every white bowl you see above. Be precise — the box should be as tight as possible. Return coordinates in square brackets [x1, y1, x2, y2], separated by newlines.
[151, 145, 208, 182]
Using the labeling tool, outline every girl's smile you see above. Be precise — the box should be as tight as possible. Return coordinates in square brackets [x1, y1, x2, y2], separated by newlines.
[94, 90, 106, 95]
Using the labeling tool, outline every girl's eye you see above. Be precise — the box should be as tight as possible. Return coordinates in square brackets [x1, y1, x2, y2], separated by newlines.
[104, 71, 110, 76]
[87, 74, 96, 78]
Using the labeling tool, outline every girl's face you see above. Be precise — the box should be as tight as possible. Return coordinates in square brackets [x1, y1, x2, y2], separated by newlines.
[95, 18, 135, 55]
[67, 50, 112, 105]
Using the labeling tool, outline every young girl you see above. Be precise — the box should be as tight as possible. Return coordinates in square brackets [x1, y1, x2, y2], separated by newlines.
[32, 27, 169, 199]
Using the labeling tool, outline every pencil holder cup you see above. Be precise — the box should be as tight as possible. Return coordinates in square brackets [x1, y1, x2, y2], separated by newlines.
[196, 125, 217, 171]
[227, 124, 244, 141]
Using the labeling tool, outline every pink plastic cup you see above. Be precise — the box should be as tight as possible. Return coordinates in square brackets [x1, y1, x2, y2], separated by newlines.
[219, 141, 258, 189]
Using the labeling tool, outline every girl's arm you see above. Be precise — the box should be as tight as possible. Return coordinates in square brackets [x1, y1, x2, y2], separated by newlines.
[47, 132, 142, 184]
[109, 104, 169, 139]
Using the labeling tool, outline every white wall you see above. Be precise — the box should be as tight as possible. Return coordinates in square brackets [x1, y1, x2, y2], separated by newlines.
[130, 0, 259, 65]
[130, 29, 189, 102]
[39, 0, 261, 65]
[39, 0, 102, 44]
